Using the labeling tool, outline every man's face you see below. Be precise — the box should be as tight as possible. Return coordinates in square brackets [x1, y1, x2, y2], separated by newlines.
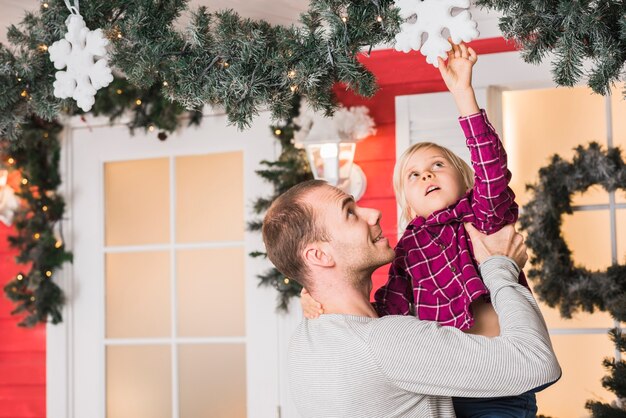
[306, 185, 395, 279]
[403, 146, 466, 219]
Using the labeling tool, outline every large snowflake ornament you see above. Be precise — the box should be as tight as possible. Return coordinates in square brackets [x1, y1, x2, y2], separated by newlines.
[48, 14, 113, 112]
[394, 0, 479, 67]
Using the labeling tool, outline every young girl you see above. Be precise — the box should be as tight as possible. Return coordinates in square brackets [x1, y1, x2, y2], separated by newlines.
[301, 42, 545, 417]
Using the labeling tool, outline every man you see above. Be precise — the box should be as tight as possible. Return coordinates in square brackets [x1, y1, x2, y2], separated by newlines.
[262, 180, 560, 418]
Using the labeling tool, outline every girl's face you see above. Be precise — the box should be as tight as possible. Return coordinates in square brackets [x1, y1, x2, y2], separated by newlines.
[403, 146, 467, 219]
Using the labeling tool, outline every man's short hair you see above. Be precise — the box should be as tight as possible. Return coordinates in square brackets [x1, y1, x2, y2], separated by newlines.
[262, 180, 329, 290]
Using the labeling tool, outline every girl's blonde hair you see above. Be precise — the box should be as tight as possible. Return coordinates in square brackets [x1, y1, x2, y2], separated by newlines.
[393, 142, 474, 227]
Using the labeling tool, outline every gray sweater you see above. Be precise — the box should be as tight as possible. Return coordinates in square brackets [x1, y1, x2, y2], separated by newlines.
[288, 256, 561, 418]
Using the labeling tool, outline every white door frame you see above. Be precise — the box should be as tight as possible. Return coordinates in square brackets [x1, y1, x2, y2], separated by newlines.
[47, 110, 281, 417]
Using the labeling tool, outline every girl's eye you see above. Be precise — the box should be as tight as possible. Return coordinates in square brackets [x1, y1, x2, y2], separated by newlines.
[408, 171, 419, 179]
[433, 162, 444, 169]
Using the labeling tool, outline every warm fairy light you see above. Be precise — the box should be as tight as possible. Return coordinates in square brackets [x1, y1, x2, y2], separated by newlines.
[55, 240, 63, 248]
[290, 85, 297, 92]
[288, 70, 296, 78]
[33, 233, 40, 240]
[21, 178, 28, 185]
[117, 32, 122, 39]
[42, 2, 49, 8]
[45, 271, 52, 277]
[162, 81, 168, 87]
[274, 129, 282, 136]
[17, 77, 22, 82]
[42, 205, 48, 212]
[30, 296, 35, 302]
[341, 16, 348, 23]
[376, 16, 383, 22]
[135, 99, 142, 105]
[284, 278, 290, 284]
[38, 44, 48, 52]
[7, 157, 15, 165]
[20, 90, 28, 98]
[116, 89, 123, 95]
[17, 274, 24, 281]
[223, 61, 230, 68]
[43, 132, 49, 138]
[148, 125, 155, 132]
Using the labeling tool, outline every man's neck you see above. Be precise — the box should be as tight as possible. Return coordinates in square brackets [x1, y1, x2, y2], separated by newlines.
[313, 279, 378, 318]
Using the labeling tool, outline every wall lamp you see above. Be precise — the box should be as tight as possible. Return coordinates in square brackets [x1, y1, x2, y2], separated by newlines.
[294, 103, 376, 201]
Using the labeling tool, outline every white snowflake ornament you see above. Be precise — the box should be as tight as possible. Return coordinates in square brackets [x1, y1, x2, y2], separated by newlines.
[394, 0, 479, 67]
[48, 12, 113, 112]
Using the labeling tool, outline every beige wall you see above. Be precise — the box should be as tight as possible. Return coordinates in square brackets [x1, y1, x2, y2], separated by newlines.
[503, 86, 624, 417]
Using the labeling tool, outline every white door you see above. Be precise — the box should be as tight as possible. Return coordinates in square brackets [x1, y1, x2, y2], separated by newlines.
[48, 110, 282, 418]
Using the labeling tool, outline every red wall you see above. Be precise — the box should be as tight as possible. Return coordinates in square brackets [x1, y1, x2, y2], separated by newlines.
[336, 37, 517, 296]
[0, 224, 46, 417]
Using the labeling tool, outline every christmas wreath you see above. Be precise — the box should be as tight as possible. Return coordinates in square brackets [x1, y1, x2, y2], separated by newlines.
[520, 142, 626, 322]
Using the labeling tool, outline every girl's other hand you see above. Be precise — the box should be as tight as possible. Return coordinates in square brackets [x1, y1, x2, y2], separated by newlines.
[300, 288, 323, 319]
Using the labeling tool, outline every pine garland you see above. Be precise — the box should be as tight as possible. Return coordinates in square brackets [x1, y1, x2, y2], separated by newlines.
[520, 142, 626, 416]
[476, 0, 626, 97]
[249, 95, 314, 310]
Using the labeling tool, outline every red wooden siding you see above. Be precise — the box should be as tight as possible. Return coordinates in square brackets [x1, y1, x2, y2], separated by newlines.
[0, 224, 46, 418]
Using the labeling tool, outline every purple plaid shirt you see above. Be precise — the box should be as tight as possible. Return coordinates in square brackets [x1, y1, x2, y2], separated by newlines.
[374, 110, 527, 330]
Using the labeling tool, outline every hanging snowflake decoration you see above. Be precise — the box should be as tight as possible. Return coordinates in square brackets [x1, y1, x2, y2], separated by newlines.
[394, 0, 479, 67]
[48, 2, 113, 112]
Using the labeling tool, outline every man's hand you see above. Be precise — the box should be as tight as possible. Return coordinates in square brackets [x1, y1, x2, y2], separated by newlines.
[465, 224, 528, 270]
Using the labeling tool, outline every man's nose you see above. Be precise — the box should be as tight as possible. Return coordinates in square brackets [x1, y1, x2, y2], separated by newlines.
[359, 207, 382, 225]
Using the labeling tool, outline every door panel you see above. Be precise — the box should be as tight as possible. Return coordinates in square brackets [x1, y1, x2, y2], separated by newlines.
[65, 112, 279, 418]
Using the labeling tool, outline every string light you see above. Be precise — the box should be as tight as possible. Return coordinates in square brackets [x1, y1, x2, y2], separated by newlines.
[223, 61, 230, 68]
[38, 44, 48, 52]
[7, 157, 15, 165]
[376, 16, 383, 22]
[55, 240, 63, 248]
[290, 85, 297, 92]
[33, 233, 40, 240]
[274, 129, 282, 136]
[116, 89, 123, 95]
[148, 125, 155, 132]
[17, 77, 22, 82]
[45, 271, 52, 277]
[17, 274, 24, 281]
[43, 132, 49, 139]
[21, 178, 28, 185]
[20, 90, 28, 98]
[42, 2, 49, 8]
[288, 70, 296, 78]
[30, 296, 35, 302]
[42, 205, 48, 212]
[162, 81, 168, 87]
[135, 99, 142, 106]
[341, 15, 348, 23]
[284, 278, 290, 284]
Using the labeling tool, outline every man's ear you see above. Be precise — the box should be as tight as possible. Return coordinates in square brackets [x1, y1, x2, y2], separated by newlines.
[303, 242, 335, 268]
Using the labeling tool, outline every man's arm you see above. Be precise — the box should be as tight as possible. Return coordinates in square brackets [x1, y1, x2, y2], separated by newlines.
[369, 225, 560, 398]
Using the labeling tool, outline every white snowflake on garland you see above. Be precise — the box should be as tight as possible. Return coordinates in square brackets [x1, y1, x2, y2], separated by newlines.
[394, 0, 479, 67]
[48, 14, 113, 112]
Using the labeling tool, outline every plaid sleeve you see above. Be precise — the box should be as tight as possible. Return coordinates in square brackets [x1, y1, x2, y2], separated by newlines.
[458, 110, 518, 233]
[374, 244, 413, 317]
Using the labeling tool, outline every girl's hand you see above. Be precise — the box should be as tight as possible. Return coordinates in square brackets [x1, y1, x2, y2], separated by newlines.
[300, 288, 323, 319]
[437, 41, 480, 116]
[437, 41, 477, 95]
